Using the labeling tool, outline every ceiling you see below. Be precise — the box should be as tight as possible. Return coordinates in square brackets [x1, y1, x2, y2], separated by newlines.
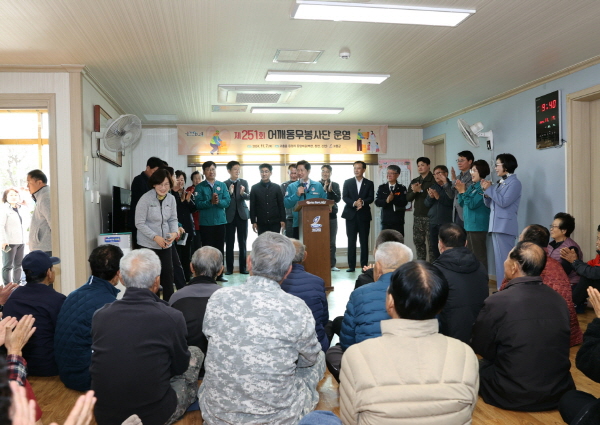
[2, 0, 600, 126]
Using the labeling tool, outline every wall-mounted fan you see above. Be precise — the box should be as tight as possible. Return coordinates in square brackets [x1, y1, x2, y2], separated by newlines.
[93, 114, 142, 156]
[458, 118, 493, 150]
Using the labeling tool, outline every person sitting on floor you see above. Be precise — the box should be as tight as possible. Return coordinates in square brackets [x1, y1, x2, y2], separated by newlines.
[91, 249, 202, 425]
[472, 241, 575, 411]
[432, 223, 489, 344]
[199, 232, 325, 425]
[559, 287, 600, 425]
[354, 229, 404, 290]
[500, 224, 582, 346]
[281, 239, 329, 352]
[326, 241, 413, 382]
[339, 260, 479, 425]
[3, 250, 65, 377]
[54, 244, 123, 391]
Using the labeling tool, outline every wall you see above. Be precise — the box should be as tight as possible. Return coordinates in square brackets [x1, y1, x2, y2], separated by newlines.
[423, 61, 600, 277]
[131, 127, 188, 180]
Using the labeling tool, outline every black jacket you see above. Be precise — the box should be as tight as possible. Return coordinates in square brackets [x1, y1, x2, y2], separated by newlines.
[432, 247, 488, 344]
[320, 180, 341, 219]
[375, 182, 408, 226]
[341, 177, 374, 221]
[171, 190, 196, 235]
[129, 171, 150, 228]
[472, 276, 574, 411]
[91, 288, 190, 425]
[405, 172, 434, 217]
[424, 180, 454, 226]
[354, 268, 374, 290]
[250, 181, 285, 225]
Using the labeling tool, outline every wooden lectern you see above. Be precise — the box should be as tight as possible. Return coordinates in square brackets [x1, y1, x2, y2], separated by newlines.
[296, 198, 335, 291]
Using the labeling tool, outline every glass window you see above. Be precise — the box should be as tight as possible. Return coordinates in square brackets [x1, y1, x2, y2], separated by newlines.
[0, 112, 38, 139]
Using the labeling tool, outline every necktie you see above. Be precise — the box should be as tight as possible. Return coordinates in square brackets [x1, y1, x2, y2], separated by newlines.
[390, 185, 395, 211]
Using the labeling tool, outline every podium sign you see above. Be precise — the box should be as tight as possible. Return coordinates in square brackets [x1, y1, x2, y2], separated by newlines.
[297, 199, 335, 291]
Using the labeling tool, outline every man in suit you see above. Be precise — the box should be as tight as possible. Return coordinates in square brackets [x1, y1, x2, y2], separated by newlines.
[320, 165, 341, 271]
[223, 161, 250, 275]
[375, 165, 408, 236]
[342, 161, 375, 272]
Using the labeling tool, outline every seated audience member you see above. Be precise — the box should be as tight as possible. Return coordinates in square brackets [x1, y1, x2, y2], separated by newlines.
[3, 250, 65, 376]
[339, 261, 479, 425]
[91, 249, 202, 425]
[199, 232, 325, 425]
[548, 212, 583, 287]
[559, 287, 600, 425]
[54, 245, 123, 391]
[354, 229, 404, 290]
[433, 223, 489, 344]
[327, 242, 413, 382]
[561, 224, 600, 311]
[500, 225, 582, 346]
[281, 239, 329, 352]
[472, 241, 575, 411]
[169, 246, 223, 355]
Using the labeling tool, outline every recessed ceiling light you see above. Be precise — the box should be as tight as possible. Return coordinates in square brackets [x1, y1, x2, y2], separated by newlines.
[292, 1, 475, 27]
[251, 107, 343, 114]
[265, 71, 389, 84]
[274, 49, 324, 63]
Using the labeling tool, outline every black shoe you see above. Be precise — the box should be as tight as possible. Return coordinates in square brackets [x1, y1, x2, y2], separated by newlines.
[240, 270, 249, 274]
[216, 276, 228, 282]
[346, 268, 355, 272]
[224, 271, 233, 275]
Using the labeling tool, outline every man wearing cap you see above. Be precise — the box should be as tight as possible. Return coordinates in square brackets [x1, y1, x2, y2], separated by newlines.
[3, 250, 66, 376]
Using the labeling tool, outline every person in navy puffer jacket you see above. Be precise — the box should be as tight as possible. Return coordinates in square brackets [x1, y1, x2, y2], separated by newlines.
[54, 244, 123, 391]
[281, 239, 329, 352]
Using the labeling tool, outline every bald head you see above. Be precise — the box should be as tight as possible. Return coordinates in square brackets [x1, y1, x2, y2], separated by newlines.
[507, 241, 547, 278]
[375, 242, 413, 272]
[290, 239, 306, 264]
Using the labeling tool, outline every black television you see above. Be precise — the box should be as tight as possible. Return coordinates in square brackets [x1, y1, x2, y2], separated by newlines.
[111, 186, 132, 233]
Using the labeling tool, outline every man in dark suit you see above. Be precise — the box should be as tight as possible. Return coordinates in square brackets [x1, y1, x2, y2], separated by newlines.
[342, 161, 375, 272]
[223, 161, 250, 275]
[375, 165, 408, 236]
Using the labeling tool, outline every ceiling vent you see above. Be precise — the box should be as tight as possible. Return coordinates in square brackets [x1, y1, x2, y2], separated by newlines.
[273, 49, 324, 63]
[218, 84, 302, 104]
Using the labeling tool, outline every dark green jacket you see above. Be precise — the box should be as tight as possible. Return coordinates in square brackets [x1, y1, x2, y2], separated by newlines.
[194, 180, 231, 226]
[405, 172, 434, 217]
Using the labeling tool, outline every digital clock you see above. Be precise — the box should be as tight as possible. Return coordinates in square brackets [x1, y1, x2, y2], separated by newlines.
[535, 90, 560, 149]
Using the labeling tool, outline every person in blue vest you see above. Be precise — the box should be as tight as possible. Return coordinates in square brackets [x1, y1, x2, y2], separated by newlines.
[284, 160, 326, 239]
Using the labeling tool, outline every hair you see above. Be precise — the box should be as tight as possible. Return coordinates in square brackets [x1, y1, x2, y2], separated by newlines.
[259, 163, 272, 172]
[288, 164, 297, 170]
[146, 157, 164, 169]
[2, 188, 19, 204]
[321, 164, 332, 172]
[27, 169, 47, 184]
[175, 170, 187, 183]
[375, 242, 413, 271]
[164, 167, 175, 177]
[191, 246, 223, 279]
[509, 241, 546, 277]
[296, 160, 311, 171]
[387, 165, 401, 174]
[471, 159, 490, 179]
[148, 168, 173, 189]
[433, 165, 448, 174]
[554, 212, 576, 237]
[416, 157, 430, 166]
[120, 249, 161, 289]
[496, 153, 518, 173]
[161, 160, 169, 167]
[353, 161, 366, 170]
[190, 170, 200, 180]
[375, 229, 404, 247]
[24, 268, 49, 285]
[202, 161, 216, 172]
[597, 224, 600, 232]
[388, 261, 449, 320]
[250, 232, 295, 282]
[457, 150, 474, 162]
[289, 239, 306, 264]
[438, 223, 467, 248]
[521, 224, 550, 248]
[89, 244, 124, 281]
[227, 161, 240, 170]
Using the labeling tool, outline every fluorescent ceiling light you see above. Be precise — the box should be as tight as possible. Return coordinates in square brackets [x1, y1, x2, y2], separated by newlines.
[292, 1, 475, 27]
[265, 71, 389, 84]
[251, 107, 343, 114]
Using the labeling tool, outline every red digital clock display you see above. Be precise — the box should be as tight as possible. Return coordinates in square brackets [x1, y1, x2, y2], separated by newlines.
[540, 100, 557, 111]
[536, 90, 560, 149]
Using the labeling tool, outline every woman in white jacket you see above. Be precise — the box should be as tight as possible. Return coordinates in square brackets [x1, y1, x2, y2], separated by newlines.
[1, 188, 26, 284]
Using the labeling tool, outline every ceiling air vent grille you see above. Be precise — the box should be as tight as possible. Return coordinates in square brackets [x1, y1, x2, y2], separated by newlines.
[274, 49, 324, 64]
[218, 84, 302, 104]
[236, 93, 281, 103]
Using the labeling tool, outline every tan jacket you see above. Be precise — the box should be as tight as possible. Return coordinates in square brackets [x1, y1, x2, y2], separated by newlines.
[340, 319, 479, 425]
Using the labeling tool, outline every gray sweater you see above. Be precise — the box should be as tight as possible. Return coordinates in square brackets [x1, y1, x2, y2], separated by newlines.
[29, 185, 52, 251]
[134, 190, 178, 250]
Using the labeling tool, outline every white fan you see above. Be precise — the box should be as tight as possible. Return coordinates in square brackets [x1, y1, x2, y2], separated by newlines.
[93, 114, 142, 155]
[458, 119, 493, 150]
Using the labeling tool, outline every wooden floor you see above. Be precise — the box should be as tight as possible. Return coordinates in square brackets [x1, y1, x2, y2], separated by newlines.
[29, 279, 600, 425]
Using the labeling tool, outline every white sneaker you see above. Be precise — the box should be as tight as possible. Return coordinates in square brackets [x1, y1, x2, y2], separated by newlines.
[331, 267, 340, 271]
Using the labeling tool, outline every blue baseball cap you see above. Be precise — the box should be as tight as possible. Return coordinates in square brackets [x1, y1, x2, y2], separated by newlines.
[21, 250, 60, 275]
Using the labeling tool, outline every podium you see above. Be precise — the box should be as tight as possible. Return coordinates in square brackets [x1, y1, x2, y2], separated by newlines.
[296, 199, 335, 291]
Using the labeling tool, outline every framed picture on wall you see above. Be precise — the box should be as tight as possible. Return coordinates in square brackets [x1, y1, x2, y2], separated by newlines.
[94, 105, 122, 167]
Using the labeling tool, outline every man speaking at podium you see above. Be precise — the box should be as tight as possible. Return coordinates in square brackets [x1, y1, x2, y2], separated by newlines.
[284, 160, 326, 239]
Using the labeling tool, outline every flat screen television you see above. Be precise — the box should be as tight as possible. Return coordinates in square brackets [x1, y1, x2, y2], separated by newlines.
[111, 186, 132, 233]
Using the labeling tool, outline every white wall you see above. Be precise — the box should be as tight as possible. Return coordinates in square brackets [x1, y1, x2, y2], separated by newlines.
[131, 127, 188, 179]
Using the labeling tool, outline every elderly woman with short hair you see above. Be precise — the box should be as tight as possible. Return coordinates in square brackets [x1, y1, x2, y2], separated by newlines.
[548, 212, 583, 287]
